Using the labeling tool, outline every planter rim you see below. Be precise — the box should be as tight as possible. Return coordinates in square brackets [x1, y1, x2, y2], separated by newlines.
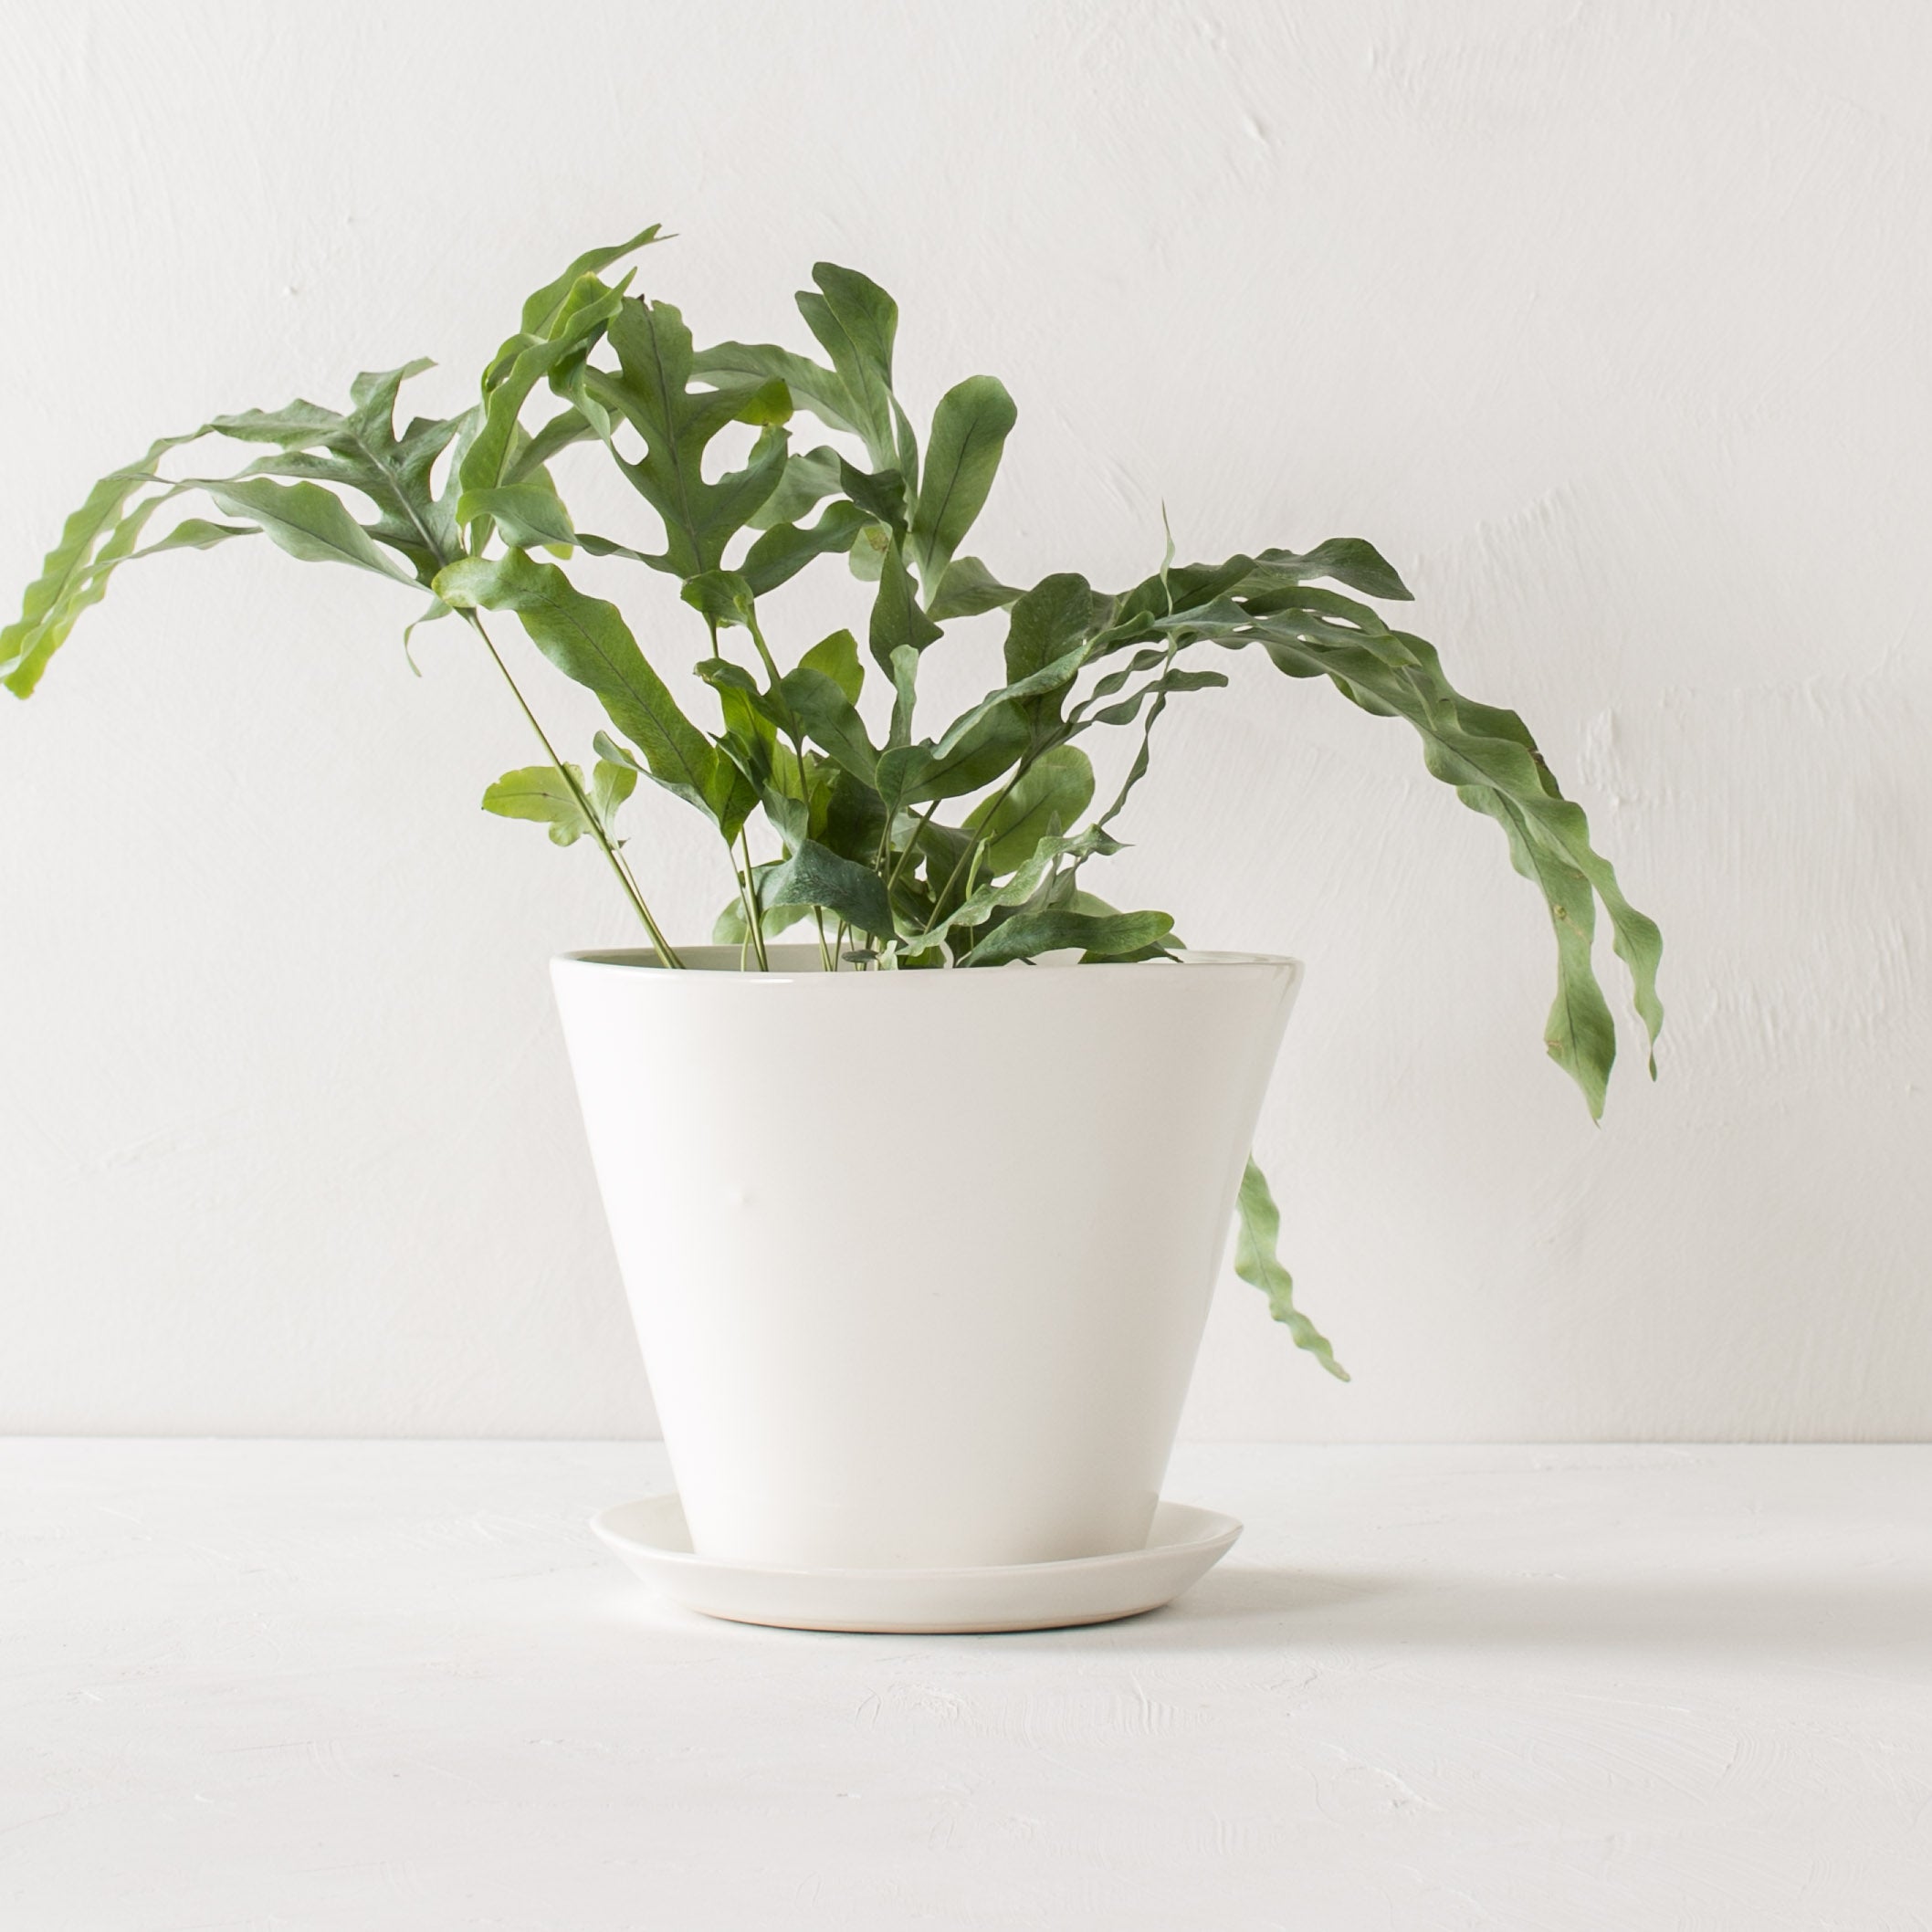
[554, 945, 1302, 986]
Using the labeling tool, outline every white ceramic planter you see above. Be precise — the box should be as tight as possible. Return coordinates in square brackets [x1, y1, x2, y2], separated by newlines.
[551, 947, 1300, 1570]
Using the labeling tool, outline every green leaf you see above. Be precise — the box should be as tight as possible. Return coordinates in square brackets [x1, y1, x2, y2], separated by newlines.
[929, 555, 1021, 622]
[205, 400, 346, 447]
[1472, 789, 1618, 1118]
[592, 299, 793, 577]
[910, 636, 1095, 773]
[1094, 552, 1255, 646]
[506, 406, 598, 484]
[455, 483, 576, 551]
[1085, 664, 1228, 728]
[1105, 541, 1661, 1120]
[1003, 572, 1094, 685]
[800, 627, 864, 703]
[591, 728, 639, 769]
[961, 907, 1172, 968]
[1002, 570, 1096, 734]
[1247, 615, 1663, 1110]
[705, 671, 781, 814]
[756, 750, 812, 851]
[712, 873, 818, 944]
[1079, 645, 1169, 706]
[402, 595, 449, 672]
[898, 812, 974, 890]
[964, 744, 1095, 876]
[867, 545, 942, 674]
[693, 653, 762, 697]
[762, 837, 895, 938]
[697, 653, 880, 790]
[796, 262, 901, 472]
[573, 531, 658, 566]
[199, 477, 411, 580]
[877, 702, 1028, 814]
[509, 225, 662, 357]
[740, 499, 873, 598]
[1, 431, 211, 696]
[1249, 539, 1412, 603]
[1039, 883, 1185, 955]
[1094, 560, 1665, 1111]
[462, 275, 627, 518]
[847, 520, 894, 583]
[778, 666, 879, 784]
[747, 445, 845, 531]
[680, 569, 757, 630]
[224, 365, 467, 585]
[436, 550, 740, 834]
[887, 395, 921, 510]
[590, 756, 637, 830]
[5, 488, 259, 691]
[815, 765, 888, 864]
[354, 405, 467, 583]
[484, 751, 638, 846]
[892, 825, 1119, 960]
[908, 374, 1016, 598]
[133, 518, 257, 557]
[1234, 1158, 1349, 1380]
[1084, 645, 1189, 837]
[835, 457, 908, 530]
[887, 642, 919, 752]
[481, 764, 595, 846]
[347, 360, 433, 435]
[692, 341, 859, 440]
[1234, 581, 1397, 643]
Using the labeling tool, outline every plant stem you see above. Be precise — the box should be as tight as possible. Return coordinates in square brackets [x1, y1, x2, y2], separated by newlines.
[738, 828, 771, 971]
[743, 606, 783, 688]
[743, 606, 826, 853]
[885, 798, 940, 895]
[921, 753, 1034, 932]
[462, 610, 683, 968]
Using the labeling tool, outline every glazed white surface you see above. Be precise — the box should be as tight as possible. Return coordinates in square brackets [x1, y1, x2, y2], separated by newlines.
[1, 1, 1926, 1439]
[5, 1439, 1927, 1928]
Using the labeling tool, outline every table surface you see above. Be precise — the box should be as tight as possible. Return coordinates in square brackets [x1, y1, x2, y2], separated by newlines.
[4, 1441, 1928, 1931]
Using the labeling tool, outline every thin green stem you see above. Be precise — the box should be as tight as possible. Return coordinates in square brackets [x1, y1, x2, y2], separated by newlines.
[961, 841, 988, 906]
[886, 798, 940, 894]
[738, 827, 771, 971]
[920, 752, 1034, 934]
[463, 611, 683, 968]
[743, 606, 783, 687]
[745, 606, 825, 848]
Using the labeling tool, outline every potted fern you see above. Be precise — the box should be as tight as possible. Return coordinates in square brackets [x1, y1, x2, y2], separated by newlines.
[4, 226, 1662, 1625]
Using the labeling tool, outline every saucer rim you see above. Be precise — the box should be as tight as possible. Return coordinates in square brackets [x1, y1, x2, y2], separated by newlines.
[591, 1493, 1243, 1582]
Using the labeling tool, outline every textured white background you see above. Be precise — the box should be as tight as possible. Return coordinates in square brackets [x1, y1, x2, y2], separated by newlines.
[0, 0, 1925, 1441]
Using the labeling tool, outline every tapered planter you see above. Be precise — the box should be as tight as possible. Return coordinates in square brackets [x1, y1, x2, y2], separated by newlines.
[551, 946, 1301, 1570]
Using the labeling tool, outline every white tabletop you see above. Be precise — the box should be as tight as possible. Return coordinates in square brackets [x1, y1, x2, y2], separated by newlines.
[4, 1440, 1927, 1929]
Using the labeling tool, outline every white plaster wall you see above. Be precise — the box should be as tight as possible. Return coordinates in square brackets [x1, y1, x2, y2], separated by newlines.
[0, 0, 1925, 1441]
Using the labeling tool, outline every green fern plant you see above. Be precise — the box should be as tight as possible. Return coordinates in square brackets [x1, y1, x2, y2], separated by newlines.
[1, 224, 1664, 1378]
